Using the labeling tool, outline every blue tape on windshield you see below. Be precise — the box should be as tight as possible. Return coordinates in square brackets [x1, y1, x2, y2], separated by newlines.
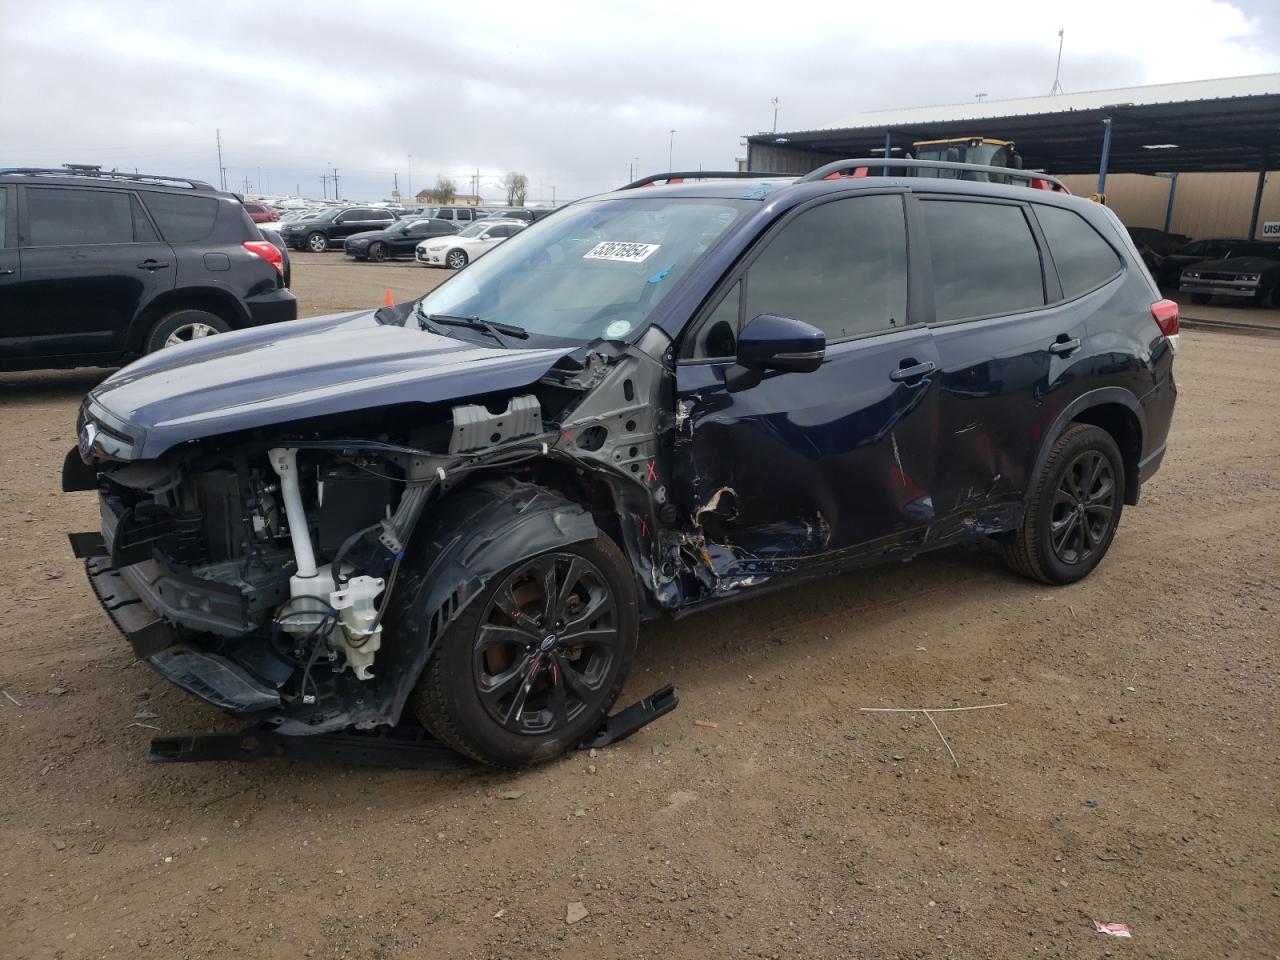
[647, 265, 674, 284]
[744, 182, 773, 199]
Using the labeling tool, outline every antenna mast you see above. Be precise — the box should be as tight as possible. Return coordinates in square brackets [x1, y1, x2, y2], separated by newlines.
[1050, 29, 1065, 95]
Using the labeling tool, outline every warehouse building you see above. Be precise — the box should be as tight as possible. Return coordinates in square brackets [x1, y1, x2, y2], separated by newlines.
[746, 74, 1280, 239]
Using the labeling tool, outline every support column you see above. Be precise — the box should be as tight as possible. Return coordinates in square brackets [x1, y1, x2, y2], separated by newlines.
[1096, 118, 1113, 197]
[883, 131, 893, 176]
[1248, 150, 1268, 239]
[1163, 172, 1179, 234]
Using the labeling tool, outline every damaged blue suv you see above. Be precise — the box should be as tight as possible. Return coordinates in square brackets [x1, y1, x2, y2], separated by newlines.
[66, 160, 1178, 766]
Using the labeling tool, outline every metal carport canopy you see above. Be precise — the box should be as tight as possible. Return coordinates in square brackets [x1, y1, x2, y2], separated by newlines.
[747, 74, 1280, 176]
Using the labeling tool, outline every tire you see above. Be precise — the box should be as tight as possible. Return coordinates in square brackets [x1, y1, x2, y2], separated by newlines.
[445, 248, 469, 270]
[306, 232, 328, 253]
[369, 242, 388, 262]
[144, 309, 231, 353]
[1189, 292, 1211, 305]
[409, 533, 638, 766]
[1000, 423, 1124, 586]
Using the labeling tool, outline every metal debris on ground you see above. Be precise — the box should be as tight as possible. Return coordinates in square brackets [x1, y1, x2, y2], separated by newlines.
[495, 790, 525, 800]
[133, 710, 158, 721]
[1092, 920, 1132, 938]
[127, 721, 161, 731]
[1082, 799, 1100, 809]
[1, 690, 21, 706]
[693, 719, 719, 729]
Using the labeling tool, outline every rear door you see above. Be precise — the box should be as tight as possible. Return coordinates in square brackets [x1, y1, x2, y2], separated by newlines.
[393, 220, 433, 255]
[15, 185, 175, 359]
[674, 190, 941, 577]
[0, 186, 21, 356]
[918, 194, 1093, 540]
[332, 208, 372, 242]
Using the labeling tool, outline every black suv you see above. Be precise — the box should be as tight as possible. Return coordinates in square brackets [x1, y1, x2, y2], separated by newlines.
[67, 160, 1177, 767]
[0, 167, 296, 370]
[279, 207, 398, 252]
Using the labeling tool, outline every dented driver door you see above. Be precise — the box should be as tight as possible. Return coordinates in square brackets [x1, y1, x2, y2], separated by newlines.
[672, 191, 941, 586]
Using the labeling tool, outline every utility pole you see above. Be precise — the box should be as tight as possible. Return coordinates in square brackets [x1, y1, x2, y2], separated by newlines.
[551, 185, 556, 206]
[321, 174, 328, 200]
[771, 97, 780, 133]
[256, 166, 261, 194]
[331, 167, 340, 202]
[393, 172, 399, 199]
[668, 130, 676, 170]
[407, 154, 412, 199]
[1050, 28, 1065, 95]
[216, 128, 226, 190]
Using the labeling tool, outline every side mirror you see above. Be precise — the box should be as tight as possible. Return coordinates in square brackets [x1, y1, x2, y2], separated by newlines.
[727, 314, 825, 392]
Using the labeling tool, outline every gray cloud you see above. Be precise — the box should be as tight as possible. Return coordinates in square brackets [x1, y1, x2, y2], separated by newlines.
[0, 2, 1271, 203]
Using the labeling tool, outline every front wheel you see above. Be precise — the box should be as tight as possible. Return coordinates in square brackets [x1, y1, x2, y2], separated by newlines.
[1000, 423, 1124, 585]
[369, 241, 388, 262]
[306, 232, 328, 253]
[445, 248, 469, 270]
[410, 534, 638, 766]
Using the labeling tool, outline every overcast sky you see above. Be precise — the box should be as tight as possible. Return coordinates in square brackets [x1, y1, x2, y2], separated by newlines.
[3, 0, 1279, 204]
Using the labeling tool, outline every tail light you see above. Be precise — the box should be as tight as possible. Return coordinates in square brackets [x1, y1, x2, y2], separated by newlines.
[243, 240, 285, 279]
[1151, 298, 1179, 351]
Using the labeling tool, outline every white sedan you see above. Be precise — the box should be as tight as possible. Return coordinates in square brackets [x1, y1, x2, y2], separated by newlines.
[416, 219, 526, 269]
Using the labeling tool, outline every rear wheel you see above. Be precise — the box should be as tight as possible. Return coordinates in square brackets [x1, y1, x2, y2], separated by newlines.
[145, 309, 230, 353]
[410, 534, 637, 766]
[306, 232, 328, 253]
[446, 248, 469, 270]
[369, 242, 388, 262]
[1001, 423, 1124, 585]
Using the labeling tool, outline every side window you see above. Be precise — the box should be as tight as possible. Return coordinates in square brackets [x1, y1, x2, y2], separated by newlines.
[744, 194, 909, 340]
[374, 210, 394, 222]
[430, 221, 453, 235]
[141, 192, 218, 243]
[922, 200, 1044, 322]
[457, 209, 473, 221]
[25, 188, 135, 246]
[0, 187, 8, 247]
[1035, 205, 1122, 298]
[130, 195, 159, 242]
[407, 222, 430, 237]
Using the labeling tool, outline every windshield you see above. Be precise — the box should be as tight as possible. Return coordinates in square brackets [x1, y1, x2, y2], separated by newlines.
[457, 222, 489, 239]
[417, 196, 749, 343]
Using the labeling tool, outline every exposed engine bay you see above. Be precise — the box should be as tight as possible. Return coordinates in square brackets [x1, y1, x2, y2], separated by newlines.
[75, 327, 713, 735]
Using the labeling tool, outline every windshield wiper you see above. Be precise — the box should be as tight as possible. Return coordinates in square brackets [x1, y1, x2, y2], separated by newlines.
[420, 311, 529, 343]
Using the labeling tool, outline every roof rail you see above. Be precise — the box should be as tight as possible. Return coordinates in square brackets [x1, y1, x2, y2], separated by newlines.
[620, 170, 788, 190]
[0, 167, 216, 191]
[797, 158, 1069, 193]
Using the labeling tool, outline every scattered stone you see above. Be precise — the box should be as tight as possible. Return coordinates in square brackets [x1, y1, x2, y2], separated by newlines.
[47, 686, 67, 696]
[493, 909, 506, 919]
[573, 808, 586, 818]
[566, 901, 589, 925]
[1082, 799, 1100, 809]
[135, 691, 151, 701]
[53, 840, 66, 851]
[587, 764, 597, 775]
[588, 748, 598, 759]
[496, 790, 525, 800]
[693, 719, 720, 729]
[892, 754, 905, 762]
[1097, 853, 1120, 862]
[915, 646, 928, 652]
[88, 840, 105, 855]
[651, 745, 664, 756]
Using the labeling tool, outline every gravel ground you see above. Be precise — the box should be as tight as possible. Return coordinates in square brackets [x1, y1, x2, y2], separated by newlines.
[1, 256, 1276, 959]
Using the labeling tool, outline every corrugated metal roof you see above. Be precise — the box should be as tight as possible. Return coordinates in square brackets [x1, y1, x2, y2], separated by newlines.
[783, 74, 1280, 137]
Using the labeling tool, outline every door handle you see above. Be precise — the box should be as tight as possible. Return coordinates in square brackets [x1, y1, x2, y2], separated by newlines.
[0, 268, 14, 276]
[889, 359, 936, 383]
[136, 259, 170, 271]
[1049, 336, 1081, 356]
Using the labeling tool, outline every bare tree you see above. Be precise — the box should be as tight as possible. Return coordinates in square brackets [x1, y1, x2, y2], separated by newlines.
[503, 171, 528, 207]
[433, 176, 456, 205]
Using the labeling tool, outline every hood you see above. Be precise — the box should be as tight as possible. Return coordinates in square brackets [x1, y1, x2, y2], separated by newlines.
[1186, 256, 1280, 274]
[87, 310, 574, 460]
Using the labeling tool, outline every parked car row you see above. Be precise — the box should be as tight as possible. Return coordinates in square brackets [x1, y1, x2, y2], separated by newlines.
[1127, 226, 1280, 307]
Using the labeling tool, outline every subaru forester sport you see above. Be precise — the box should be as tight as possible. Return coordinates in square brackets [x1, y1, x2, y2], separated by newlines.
[66, 159, 1177, 766]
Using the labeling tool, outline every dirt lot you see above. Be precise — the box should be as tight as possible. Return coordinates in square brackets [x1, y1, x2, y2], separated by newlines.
[2, 254, 1277, 959]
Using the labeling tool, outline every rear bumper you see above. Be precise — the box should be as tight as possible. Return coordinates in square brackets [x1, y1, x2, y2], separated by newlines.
[244, 289, 297, 328]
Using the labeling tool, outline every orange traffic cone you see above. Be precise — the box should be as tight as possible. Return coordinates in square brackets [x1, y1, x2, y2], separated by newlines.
[383, 289, 394, 307]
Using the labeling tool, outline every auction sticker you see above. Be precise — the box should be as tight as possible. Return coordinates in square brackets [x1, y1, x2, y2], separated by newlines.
[583, 241, 659, 263]
[604, 320, 632, 338]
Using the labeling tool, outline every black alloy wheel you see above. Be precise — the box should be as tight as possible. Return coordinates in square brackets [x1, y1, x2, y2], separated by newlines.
[369, 241, 388, 262]
[1049, 449, 1116, 566]
[474, 553, 621, 735]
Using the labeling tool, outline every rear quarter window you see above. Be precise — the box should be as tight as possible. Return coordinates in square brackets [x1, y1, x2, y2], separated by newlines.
[1034, 204, 1122, 298]
[141, 192, 219, 243]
